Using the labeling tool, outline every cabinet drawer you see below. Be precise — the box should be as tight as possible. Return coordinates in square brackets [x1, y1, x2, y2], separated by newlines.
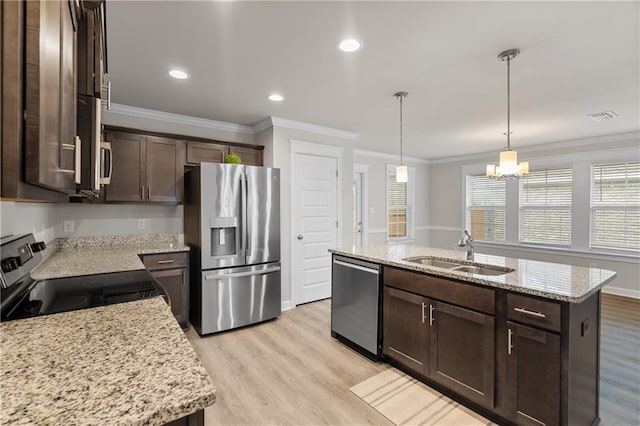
[507, 293, 561, 333]
[383, 267, 495, 315]
[142, 252, 188, 271]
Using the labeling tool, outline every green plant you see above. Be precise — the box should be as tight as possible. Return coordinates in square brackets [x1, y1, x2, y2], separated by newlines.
[225, 153, 242, 164]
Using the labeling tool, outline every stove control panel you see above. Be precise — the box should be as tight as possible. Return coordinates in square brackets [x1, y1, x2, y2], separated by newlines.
[0, 234, 42, 290]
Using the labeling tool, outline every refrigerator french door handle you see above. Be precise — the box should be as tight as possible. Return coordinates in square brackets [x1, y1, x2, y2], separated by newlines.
[240, 171, 248, 258]
[204, 266, 281, 280]
[245, 173, 251, 254]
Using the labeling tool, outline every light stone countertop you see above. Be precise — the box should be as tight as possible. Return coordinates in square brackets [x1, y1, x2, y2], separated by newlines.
[330, 244, 617, 303]
[32, 235, 190, 280]
[0, 297, 216, 425]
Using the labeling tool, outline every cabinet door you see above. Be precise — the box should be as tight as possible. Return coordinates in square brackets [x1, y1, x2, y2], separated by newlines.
[383, 286, 428, 375]
[229, 146, 263, 166]
[186, 141, 228, 165]
[150, 268, 188, 329]
[104, 132, 145, 202]
[506, 322, 560, 426]
[59, 0, 77, 191]
[429, 301, 495, 408]
[24, 0, 76, 193]
[146, 136, 182, 203]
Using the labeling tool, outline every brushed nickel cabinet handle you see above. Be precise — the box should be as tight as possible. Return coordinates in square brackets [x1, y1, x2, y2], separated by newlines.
[157, 260, 175, 264]
[514, 307, 546, 318]
[421, 302, 426, 324]
[429, 304, 435, 326]
[141, 186, 144, 199]
[74, 136, 81, 184]
[508, 328, 514, 355]
[147, 185, 151, 200]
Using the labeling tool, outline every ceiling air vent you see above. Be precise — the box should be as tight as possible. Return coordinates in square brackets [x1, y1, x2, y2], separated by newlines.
[588, 111, 618, 121]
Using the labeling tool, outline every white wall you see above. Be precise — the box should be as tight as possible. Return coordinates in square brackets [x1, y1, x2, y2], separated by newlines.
[353, 153, 430, 245]
[428, 134, 640, 298]
[0, 202, 182, 241]
[0, 202, 58, 243]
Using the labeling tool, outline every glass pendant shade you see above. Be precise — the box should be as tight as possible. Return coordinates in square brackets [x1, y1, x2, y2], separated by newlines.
[396, 165, 408, 183]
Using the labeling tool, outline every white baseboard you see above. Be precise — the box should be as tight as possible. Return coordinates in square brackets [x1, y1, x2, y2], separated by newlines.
[602, 286, 640, 299]
[281, 300, 293, 311]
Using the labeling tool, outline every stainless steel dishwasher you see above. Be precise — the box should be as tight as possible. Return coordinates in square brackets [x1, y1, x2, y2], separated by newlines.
[331, 255, 382, 359]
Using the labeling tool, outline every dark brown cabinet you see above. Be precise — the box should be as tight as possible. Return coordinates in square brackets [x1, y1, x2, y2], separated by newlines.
[383, 268, 495, 407]
[229, 145, 264, 166]
[383, 287, 429, 375]
[142, 252, 189, 329]
[505, 322, 560, 426]
[77, 1, 106, 98]
[104, 131, 183, 203]
[24, 0, 80, 194]
[429, 301, 494, 408]
[186, 141, 264, 166]
[186, 141, 228, 165]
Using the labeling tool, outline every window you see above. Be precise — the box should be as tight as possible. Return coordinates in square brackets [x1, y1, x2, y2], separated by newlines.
[466, 175, 505, 242]
[386, 165, 414, 240]
[591, 162, 640, 251]
[520, 168, 573, 245]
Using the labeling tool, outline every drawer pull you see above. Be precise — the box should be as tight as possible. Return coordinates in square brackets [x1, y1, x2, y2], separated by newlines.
[514, 307, 546, 318]
[429, 304, 435, 326]
[157, 260, 175, 264]
[421, 302, 426, 324]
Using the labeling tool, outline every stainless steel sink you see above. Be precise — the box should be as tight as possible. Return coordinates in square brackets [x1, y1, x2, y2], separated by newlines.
[451, 265, 514, 276]
[403, 256, 464, 269]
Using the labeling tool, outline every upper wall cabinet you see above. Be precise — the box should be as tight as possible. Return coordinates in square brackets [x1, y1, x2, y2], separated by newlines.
[104, 131, 183, 204]
[23, 0, 81, 194]
[1, 0, 106, 201]
[77, 0, 107, 98]
[185, 141, 264, 166]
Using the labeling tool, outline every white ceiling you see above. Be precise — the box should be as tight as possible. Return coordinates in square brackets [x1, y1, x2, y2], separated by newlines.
[106, 1, 639, 159]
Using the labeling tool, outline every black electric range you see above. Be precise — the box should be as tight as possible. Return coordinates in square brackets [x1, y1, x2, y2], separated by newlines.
[0, 234, 166, 322]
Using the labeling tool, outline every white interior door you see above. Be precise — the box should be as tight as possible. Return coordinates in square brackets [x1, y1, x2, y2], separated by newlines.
[293, 153, 338, 304]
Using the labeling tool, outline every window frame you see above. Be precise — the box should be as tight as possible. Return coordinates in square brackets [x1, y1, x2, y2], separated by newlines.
[461, 146, 640, 259]
[386, 164, 415, 241]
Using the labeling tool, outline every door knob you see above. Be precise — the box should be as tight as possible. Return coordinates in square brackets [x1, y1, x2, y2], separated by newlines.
[297, 235, 304, 240]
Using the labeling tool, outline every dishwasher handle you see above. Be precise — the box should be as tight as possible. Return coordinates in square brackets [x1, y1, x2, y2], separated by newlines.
[333, 259, 379, 275]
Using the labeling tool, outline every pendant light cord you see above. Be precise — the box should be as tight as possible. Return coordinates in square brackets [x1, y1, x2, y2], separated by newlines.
[506, 56, 512, 151]
[400, 95, 404, 165]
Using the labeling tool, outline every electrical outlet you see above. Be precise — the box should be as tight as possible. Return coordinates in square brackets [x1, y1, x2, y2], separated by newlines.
[138, 219, 146, 230]
[63, 220, 74, 233]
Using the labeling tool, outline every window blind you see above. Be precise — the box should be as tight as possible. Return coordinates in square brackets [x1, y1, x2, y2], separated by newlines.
[520, 168, 573, 245]
[466, 175, 505, 242]
[387, 172, 407, 238]
[591, 162, 640, 250]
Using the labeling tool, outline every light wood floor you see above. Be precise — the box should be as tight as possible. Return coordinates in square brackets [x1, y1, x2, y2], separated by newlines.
[186, 294, 639, 425]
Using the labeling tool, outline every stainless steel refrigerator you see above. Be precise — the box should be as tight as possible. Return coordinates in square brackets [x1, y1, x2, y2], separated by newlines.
[184, 163, 281, 335]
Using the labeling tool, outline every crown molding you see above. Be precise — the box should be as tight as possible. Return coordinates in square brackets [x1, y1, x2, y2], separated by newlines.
[107, 103, 255, 135]
[428, 131, 640, 165]
[253, 116, 359, 140]
[353, 148, 429, 165]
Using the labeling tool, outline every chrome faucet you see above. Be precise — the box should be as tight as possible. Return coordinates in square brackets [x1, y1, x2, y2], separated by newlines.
[457, 230, 474, 261]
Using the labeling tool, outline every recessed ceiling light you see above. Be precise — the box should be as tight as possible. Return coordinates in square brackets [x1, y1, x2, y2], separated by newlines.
[338, 39, 361, 52]
[268, 94, 284, 102]
[168, 69, 189, 79]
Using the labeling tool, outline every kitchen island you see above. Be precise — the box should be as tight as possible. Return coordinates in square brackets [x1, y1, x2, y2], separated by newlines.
[330, 244, 617, 426]
[1, 234, 215, 425]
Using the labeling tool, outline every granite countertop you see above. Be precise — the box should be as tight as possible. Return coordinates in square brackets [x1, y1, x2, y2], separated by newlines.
[0, 297, 216, 425]
[330, 244, 617, 303]
[32, 234, 190, 280]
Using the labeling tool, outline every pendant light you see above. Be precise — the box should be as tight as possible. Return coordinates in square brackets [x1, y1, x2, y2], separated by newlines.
[394, 91, 408, 183]
[486, 49, 529, 180]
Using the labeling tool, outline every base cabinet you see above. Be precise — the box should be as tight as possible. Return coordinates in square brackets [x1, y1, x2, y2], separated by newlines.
[376, 265, 601, 426]
[505, 322, 560, 426]
[383, 287, 429, 375]
[429, 301, 494, 408]
[143, 252, 190, 329]
[383, 285, 495, 409]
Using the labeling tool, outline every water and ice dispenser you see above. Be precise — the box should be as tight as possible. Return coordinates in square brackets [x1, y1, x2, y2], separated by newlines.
[209, 217, 239, 257]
